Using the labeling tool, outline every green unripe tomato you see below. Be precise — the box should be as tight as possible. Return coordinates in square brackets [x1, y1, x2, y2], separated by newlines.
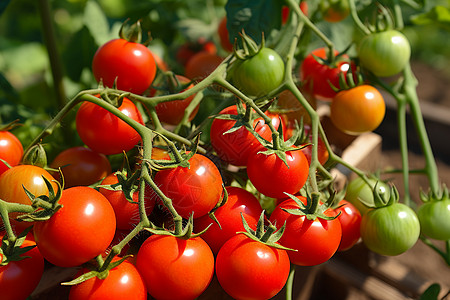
[360, 203, 420, 256]
[417, 198, 450, 240]
[357, 30, 411, 77]
[345, 177, 391, 215]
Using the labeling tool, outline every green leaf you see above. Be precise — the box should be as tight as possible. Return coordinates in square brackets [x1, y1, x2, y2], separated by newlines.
[225, 0, 282, 46]
[84, 0, 112, 46]
[411, 6, 450, 31]
[419, 283, 441, 300]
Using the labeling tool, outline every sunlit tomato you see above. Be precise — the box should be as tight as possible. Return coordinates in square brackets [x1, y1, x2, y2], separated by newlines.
[92, 38, 157, 95]
[76, 97, 144, 155]
[215, 234, 290, 300]
[153, 153, 223, 219]
[320, 0, 350, 23]
[357, 30, 411, 77]
[335, 200, 362, 251]
[269, 196, 342, 266]
[49, 146, 111, 188]
[184, 51, 223, 81]
[33, 186, 116, 267]
[0, 238, 44, 300]
[299, 47, 352, 101]
[0, 131, 23, 176]
[99, 173, 155, 230]
[68, 259, 147, 300]
[0, 165, 58, 233]
[136, 234, 214, 300]
[345, 177, 391, 215]
[176, 38, 217, 67]
[330, 85, 386, 134]
[360, 203, 420, 256]
[154, 75, 200, 125]
[194, 186, 263, 254]
[417, 197, 450, 241]
[210, 105, 281, 167]
[217, 17, 233, 52]
[282, 1, 309, 24]
[247, 147, 309, 199]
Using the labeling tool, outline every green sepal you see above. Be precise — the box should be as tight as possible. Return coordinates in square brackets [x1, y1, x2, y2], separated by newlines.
[373, 183, 399, 208]
[21, 143, 47, 168]
[1, 227, 35, 265]
[281, 191, 339, 221]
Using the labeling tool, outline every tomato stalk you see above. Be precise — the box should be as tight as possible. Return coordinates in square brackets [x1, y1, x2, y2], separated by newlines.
[0, 200, 35, 246]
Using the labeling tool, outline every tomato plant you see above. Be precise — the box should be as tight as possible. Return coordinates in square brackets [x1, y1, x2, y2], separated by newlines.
[417, 196, 450, 241]
[215, 233, 290, 300]
[282, 1, 308, 24]
[330, 84, 386, 134]
[92, 38, 157, 95]
[0, 131, 23, 176]
[49, 146, 111, 188]
[176, 38, 217, 67]
[184, 51, 223, 81]
[76, 97, 144, 155]
[335, 200, 362, 251]
[345, 177, 391, 215]
[136, 234, 214, 300]
[33, 186, 116, 267]
[357, 30, 411, 77]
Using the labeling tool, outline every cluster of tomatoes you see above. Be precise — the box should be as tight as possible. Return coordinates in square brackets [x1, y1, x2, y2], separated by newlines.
[1, 1, 449, 300]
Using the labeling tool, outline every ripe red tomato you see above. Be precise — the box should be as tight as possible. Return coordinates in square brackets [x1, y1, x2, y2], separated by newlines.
[154, 75, 200, 125]
[330, 84, 386, 134]
[76, 97, 144, 155]
[320, 0, 350, 23]
[176, 38, 217, 67]
[184, 51, 223, 81]
[136, 234, 214, 300]
[210, 105, 281, 167]
[49, 146, 111, 188]
[0, 237, 44, 300]
[247, 147, 309, 199]
[269, 196, 342, 266]
[68, 259, 147, 300]
[33, 186, 116, 267]
[299, 47, 352, 101]
[282, 1, 309, 24]
[99, 173, 155, 230]
[194, 186, 263, 254]
[215, 233, 290, 300]
[92, 38, 157, 95]
[217, 17, 233, 52]
[153, 153, 223, 219]
[335, 200, 362, 251]
[0, 131, 23, 176]
[0, 165, 58, 233]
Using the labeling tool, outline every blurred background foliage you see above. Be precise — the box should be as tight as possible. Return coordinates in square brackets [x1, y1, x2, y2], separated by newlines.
[0, 0, 449, 160]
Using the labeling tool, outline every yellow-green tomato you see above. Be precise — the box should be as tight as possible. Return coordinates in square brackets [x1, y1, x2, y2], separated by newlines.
[417, 198, 450, 240]
[345, 177, 391, 215]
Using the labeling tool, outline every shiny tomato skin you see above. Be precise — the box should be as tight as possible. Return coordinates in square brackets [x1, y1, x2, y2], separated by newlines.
[247, 147, 309, 199]
[0, 238, 44, 300]
[215, 234, 290, 300]
[300, 47, 351, 101]
[335, 200, 362, 251]
[136, 234, 214, 300]
[154, 75, 200, 125]
[330, 85, 386, 135]
[417, 198, 450, 241]
[76, 97, 144, 155]
[194, 186, 263, 254]
[360, 203, 420, 256]
[50, 146, 111, 188]
[92, 38, 157, 95]
[210, 105, 280, 167]
[153, 153, 223, 219]
[269, 196, 342, 266]
[68, 259, 147, 300]
[33, 186, 116, 267]
[184, 51, 223, 81]
[0, 165, 58, 233]
[99, 173, 155, 230]
[0, 131, 23, 176]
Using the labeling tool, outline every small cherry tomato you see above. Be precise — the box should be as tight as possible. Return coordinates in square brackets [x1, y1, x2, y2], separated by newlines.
[0, 131, 23, 176]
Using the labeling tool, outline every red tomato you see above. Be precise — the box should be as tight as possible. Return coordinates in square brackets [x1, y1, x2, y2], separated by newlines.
[153, 153, 223, 219]
[176, 38, 217, 67]
[92, 38, 157, 95]
[136, 234, 214, 300]
[99, 173, 155, 230]
[269, 196, 342, 266]
[247, 147, 309, 199]
[68, 259, 147, 300]
[282, 1, 309, 24]
[49, 146, 111, 188]
[0, 165, 58, 233]
[33, 186, 116, 267]
[0, 131, 23, 176]
[0, 238, 44, 300]
[76, 97, 144, 155]
[299, 47, 352, 101]
[154, 75, 200, 125]
[194, 186, 263, 254]
[209, 105, 281, 167]
[184, 51, 223, 81]
[215, 234, 290, 300]
[335, 200, 362, 251]
[217, 17, 233, 52]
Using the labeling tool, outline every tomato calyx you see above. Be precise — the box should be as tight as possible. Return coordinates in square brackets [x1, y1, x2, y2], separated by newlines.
[21, 143, 47, 168]
[282, 191, 339, 221]
[145, 215, 210, 240]
[118, 19, 149, 45]
[0, 227, 36, 265]
[372, 183, 399, 208]
[0, 119, 21, 132]
[234, 30, 264, 60]
[237, 211, 295, 251]
[419, 184, 449, 204]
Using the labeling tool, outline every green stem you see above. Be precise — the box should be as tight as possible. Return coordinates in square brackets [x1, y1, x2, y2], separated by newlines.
[285, 265, 296, 300]
[397, 96, 412, 205]
[348, 0, 371, 35]
[419, 236, 450, 266]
